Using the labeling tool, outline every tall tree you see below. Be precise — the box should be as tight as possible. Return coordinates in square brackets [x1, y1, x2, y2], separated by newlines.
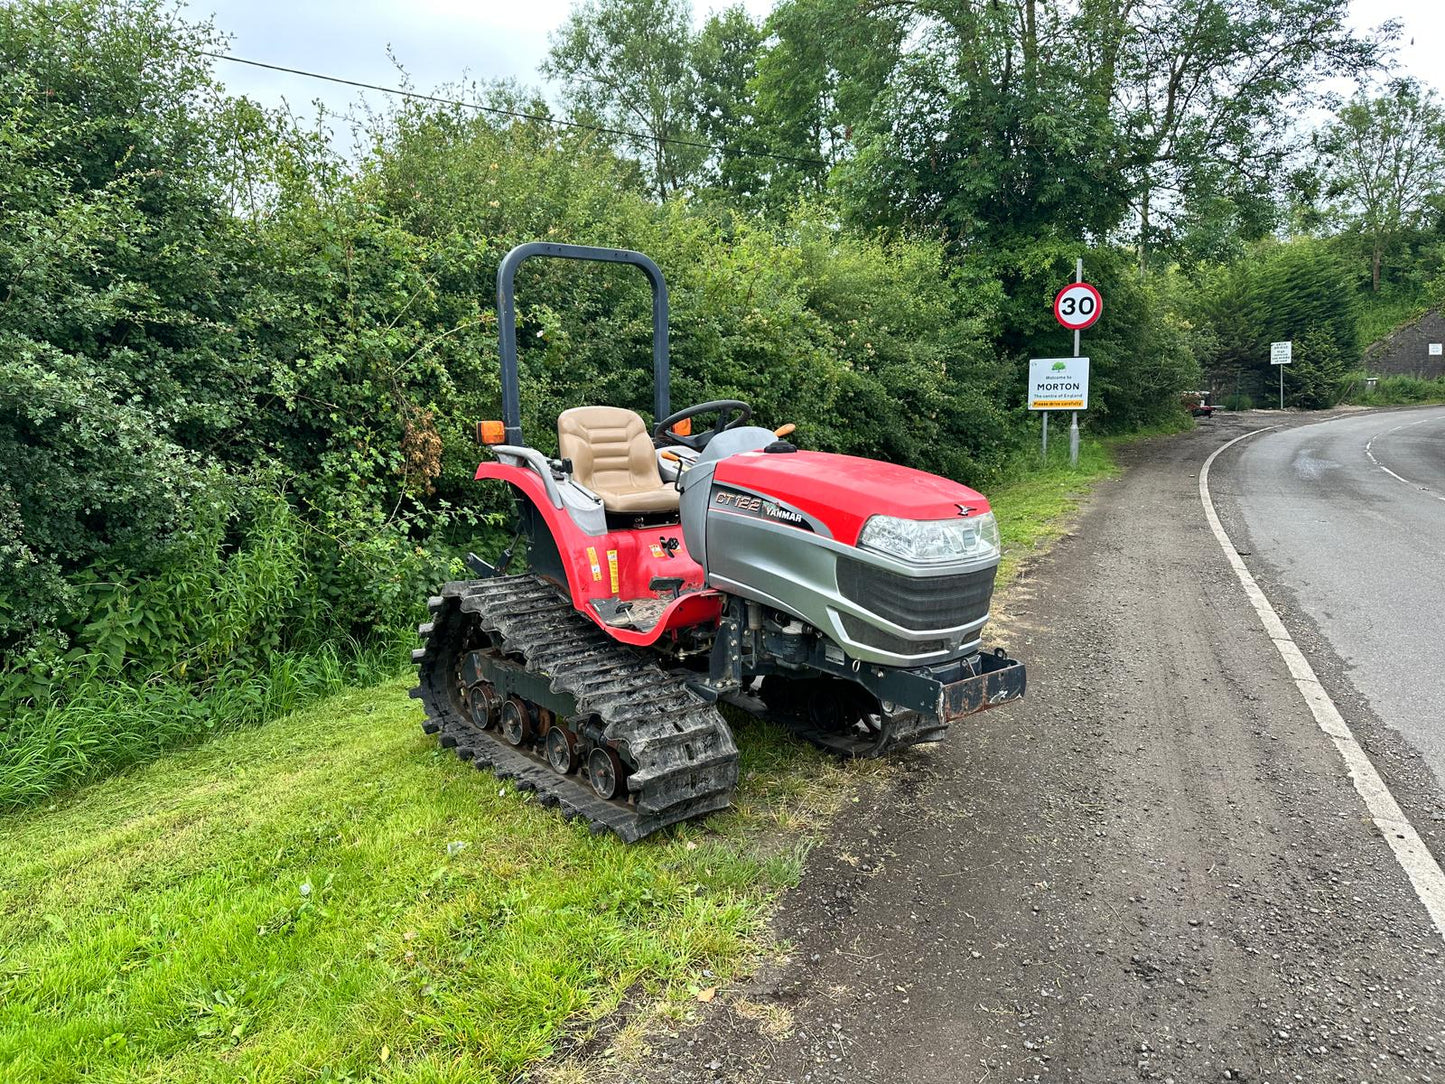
[1320, 78, 1445, 292]
[834, 0, 1128, 245]
[693, 6, 766, 199]
[1107, 0, 1385, 272]
[775, 0, 1383, 259]
[749, 0, 901, 206]
[542, 0, 703, 198]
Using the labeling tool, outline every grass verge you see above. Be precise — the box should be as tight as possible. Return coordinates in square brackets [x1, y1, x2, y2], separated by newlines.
[1338, 372, 1445, 407]
[0, 426, 1138, 1083]
[0, 639, 404, 811]
[988, 427, 1158, 587]
[0, 680, 881, 1084]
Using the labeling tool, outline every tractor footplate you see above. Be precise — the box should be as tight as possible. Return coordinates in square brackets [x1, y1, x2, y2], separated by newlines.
[411, 576, 739, 842]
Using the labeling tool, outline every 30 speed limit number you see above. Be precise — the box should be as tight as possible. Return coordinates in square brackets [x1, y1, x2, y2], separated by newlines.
[1054, 281, 1102, 331]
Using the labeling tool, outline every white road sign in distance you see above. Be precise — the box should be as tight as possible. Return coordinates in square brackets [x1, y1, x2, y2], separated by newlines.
[1270, 340, 1293, 365]
[1054, 282, 1102, 331]
[1029, 357, 1090, 411]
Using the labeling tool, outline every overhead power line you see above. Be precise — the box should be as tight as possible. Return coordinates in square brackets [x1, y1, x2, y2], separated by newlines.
[196, 50, 830, 169]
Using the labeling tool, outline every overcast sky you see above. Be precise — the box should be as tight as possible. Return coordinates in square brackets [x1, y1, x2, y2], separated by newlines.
[182, 0, 773, 129]
[182, 0, 1445, 133]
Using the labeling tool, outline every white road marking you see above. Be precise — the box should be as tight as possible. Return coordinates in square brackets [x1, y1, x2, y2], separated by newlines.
[1200, 426, 1445, 942]
[1363, 416, 1445, 502]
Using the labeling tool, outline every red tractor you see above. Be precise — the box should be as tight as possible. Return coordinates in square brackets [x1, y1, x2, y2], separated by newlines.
[413, 243, 1026, 840]
[1182, 391, 1218, 418]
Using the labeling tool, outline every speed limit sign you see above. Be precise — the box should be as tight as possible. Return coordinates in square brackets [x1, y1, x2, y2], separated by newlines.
[1054, 282, 1102, 331]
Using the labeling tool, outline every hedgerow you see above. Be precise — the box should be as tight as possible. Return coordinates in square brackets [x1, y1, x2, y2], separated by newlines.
[0, 0, 1198, 800]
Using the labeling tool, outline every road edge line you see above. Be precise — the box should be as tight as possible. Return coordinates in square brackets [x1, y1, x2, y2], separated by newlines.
[1200, 426, 1445, 942]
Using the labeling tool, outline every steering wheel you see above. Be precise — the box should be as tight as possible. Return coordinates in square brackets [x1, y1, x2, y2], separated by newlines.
[653, 400, 753, 451]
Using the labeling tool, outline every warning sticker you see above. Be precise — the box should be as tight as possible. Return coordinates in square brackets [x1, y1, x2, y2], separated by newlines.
[1030, 398, 1084, 409]
[586, 546, 602, 582]
[606, 550, 619, 595]
[650, 543, 665, 558]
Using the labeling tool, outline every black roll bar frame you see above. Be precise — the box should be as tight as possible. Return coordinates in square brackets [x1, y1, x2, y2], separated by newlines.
[496, 242, 671, 446]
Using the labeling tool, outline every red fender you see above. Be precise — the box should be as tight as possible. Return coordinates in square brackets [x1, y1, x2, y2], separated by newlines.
[474, 461, 723, 646]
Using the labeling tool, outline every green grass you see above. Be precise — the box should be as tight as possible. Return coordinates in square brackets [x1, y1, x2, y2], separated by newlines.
[1356, 288, 1433, 348]
[0, 428, 1143, 1083]
[987, 429, 1146, 587]
[0, 640, 405, 811]
[0, 680, 871, 1084]
[1338, 371, 1445, 407]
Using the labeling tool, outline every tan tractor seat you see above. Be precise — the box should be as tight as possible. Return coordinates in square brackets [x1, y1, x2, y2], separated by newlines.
[557, 406, 680, 515]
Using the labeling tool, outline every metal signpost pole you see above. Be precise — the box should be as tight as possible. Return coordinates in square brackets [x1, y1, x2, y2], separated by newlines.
[1070, 258, 1082, 467]
[1039, 269, 1099, 466]
[1270, 340, 1293, 409]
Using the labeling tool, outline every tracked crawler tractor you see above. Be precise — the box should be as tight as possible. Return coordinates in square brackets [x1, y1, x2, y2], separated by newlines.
[412, 243, 1027, 840]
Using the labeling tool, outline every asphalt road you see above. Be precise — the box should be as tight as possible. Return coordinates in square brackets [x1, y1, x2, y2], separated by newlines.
[578, 411, 1445, 1084]
[1231, 407, 1445, 784]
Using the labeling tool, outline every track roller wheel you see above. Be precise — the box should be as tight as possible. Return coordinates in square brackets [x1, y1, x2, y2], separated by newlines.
[545, 726, 579, 775]
[500, 696, 532, 747]
[465, 680, 498, 730]
[587, 745, 625, 799]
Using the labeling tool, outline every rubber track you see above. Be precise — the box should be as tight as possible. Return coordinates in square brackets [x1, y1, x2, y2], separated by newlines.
[410, 576, 739, 842]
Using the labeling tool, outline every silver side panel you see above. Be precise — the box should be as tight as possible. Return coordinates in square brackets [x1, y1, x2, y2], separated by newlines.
[494, 445, 563, 508]
[678, 460, 719, 566]
[678, 428, 776, 563]
[558, 479, 607, 536]
[705, 508, 997, 668]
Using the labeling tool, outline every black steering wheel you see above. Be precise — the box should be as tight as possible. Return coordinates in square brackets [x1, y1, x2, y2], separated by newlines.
[653, 400, 753, 451]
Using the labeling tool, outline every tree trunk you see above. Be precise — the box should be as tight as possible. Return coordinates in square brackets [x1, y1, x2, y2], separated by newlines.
[1371, 238, 1382, 293]
[1138, 185, 1151, 276]
[1023, 0, 1037, 84]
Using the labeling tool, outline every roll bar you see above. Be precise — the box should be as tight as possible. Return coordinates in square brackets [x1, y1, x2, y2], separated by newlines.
[496, 242, 671, 446]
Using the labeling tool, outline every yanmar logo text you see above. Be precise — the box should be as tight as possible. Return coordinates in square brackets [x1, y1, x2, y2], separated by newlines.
[713, 488, 812, 530]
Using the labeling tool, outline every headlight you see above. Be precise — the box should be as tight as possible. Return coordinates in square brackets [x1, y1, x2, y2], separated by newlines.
[858, 512, 1000, 564]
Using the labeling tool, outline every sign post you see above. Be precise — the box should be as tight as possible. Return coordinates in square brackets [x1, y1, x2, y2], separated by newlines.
[1270, 340, 1293, 410]
[1050, 261, 1102, 465]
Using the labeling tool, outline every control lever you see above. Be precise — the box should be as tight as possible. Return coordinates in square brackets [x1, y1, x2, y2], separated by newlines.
[659, 449, 686, 491]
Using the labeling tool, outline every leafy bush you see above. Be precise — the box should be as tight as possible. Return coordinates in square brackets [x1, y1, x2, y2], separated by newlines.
[983, 238, 1201, 431]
